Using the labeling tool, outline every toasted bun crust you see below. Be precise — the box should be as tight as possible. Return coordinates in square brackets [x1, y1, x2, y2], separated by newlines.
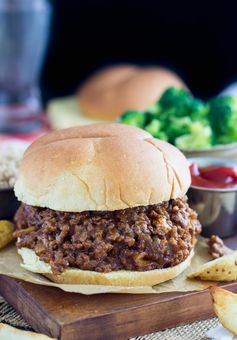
[14, 123, 191, 212]
[18, 247, 194, 286]
[77, 65, 185, 120]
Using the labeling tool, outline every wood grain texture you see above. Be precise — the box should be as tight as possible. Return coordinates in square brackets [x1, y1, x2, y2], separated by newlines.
[0, 234, 237, 340]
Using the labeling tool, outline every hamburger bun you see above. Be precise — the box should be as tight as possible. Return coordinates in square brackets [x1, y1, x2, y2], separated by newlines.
[14, 123, 191, 212]
[77, 65, 185, 120]
[18, 247, 194, 286]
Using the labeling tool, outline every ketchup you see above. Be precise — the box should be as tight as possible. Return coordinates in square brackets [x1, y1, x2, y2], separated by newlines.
[189, 163, 237, 189]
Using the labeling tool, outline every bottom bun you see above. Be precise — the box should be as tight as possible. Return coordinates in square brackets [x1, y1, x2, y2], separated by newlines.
[18, 247, 194, 286]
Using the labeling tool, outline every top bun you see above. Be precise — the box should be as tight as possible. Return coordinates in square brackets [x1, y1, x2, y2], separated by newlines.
[14, 123, 191, 212]
[77, 65, 185, 120]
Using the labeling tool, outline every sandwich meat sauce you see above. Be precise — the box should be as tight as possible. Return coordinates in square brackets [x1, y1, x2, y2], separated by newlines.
[14, 196, 201, 275]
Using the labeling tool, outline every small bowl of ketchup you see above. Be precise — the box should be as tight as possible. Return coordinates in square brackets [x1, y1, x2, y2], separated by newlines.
[188, 157, 237, 238]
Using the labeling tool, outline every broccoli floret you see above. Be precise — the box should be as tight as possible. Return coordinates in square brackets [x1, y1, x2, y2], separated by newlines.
[159, 87, 192, 117]
[155, 131, 168, 141]
[147, 102, 161, 115]
[208, 96, 237, 144]
[144, 119, 161, 135]
[157, 87, 211, 146]
[189, 98, 209, 123]
[159, 87, 191, 110]
[120, 110, 146, 128]
[143, 112, 158, 125]
[158, 87, 208, 124]
[144, 119, 168, 140]
[175, 122, 212, 150]
[165, 117, 192, 144]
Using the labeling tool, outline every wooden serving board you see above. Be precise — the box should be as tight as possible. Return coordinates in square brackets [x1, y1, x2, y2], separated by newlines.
[0, 235, 237, 340]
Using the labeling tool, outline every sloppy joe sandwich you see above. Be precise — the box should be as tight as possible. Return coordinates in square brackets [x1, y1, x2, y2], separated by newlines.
[77, 65, 185, 120]
[14, 123, 201, 286]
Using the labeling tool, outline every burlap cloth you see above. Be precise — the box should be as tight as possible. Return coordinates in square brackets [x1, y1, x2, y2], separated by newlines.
[0, 295, 218, 339]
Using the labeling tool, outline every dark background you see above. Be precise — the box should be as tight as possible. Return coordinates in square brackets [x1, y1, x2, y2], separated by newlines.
[41, 0, 237, 103]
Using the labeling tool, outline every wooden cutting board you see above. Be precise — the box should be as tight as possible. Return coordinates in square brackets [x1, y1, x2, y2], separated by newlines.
[0, 235, 237, 340]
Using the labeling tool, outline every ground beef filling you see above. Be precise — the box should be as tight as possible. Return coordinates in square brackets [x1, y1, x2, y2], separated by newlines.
[14, 197, 201, 275]
[208, 235, 224, 259]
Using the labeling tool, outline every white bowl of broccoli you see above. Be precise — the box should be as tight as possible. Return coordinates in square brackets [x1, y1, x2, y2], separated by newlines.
[119, 87, 237, 160]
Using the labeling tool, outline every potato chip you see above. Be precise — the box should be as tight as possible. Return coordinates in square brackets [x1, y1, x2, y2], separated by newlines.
[210, 286, 237, 336]
[0, 220, 14, 249]
[188, 251, 237, 281]
[0, 322, 56, 339]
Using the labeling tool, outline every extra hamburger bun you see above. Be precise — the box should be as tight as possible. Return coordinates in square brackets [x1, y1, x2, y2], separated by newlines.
[77, 65, 185, 120]
[14, 123, 191, 212]
[18, 247, 194, 286]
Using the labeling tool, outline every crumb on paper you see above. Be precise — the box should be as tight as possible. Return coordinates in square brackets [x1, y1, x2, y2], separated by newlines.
[208, 235, 225, 259]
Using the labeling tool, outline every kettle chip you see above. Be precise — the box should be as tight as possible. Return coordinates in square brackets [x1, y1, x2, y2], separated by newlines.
[210, 286, 237, 336]
[0, 220, 14, 249]
[188, 251, 237, 281]
[0, 322, 56, 339]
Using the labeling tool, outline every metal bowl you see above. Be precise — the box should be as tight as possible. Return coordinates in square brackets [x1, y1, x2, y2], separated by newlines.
[187, 157, 237, 238]
[0, 188, 20, 220]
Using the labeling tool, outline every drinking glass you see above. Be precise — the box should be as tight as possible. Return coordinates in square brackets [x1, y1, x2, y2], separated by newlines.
[0, 0, 51, 132]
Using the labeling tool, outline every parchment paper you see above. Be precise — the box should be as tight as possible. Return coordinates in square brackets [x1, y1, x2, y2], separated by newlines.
[0, 237, 230, 295]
